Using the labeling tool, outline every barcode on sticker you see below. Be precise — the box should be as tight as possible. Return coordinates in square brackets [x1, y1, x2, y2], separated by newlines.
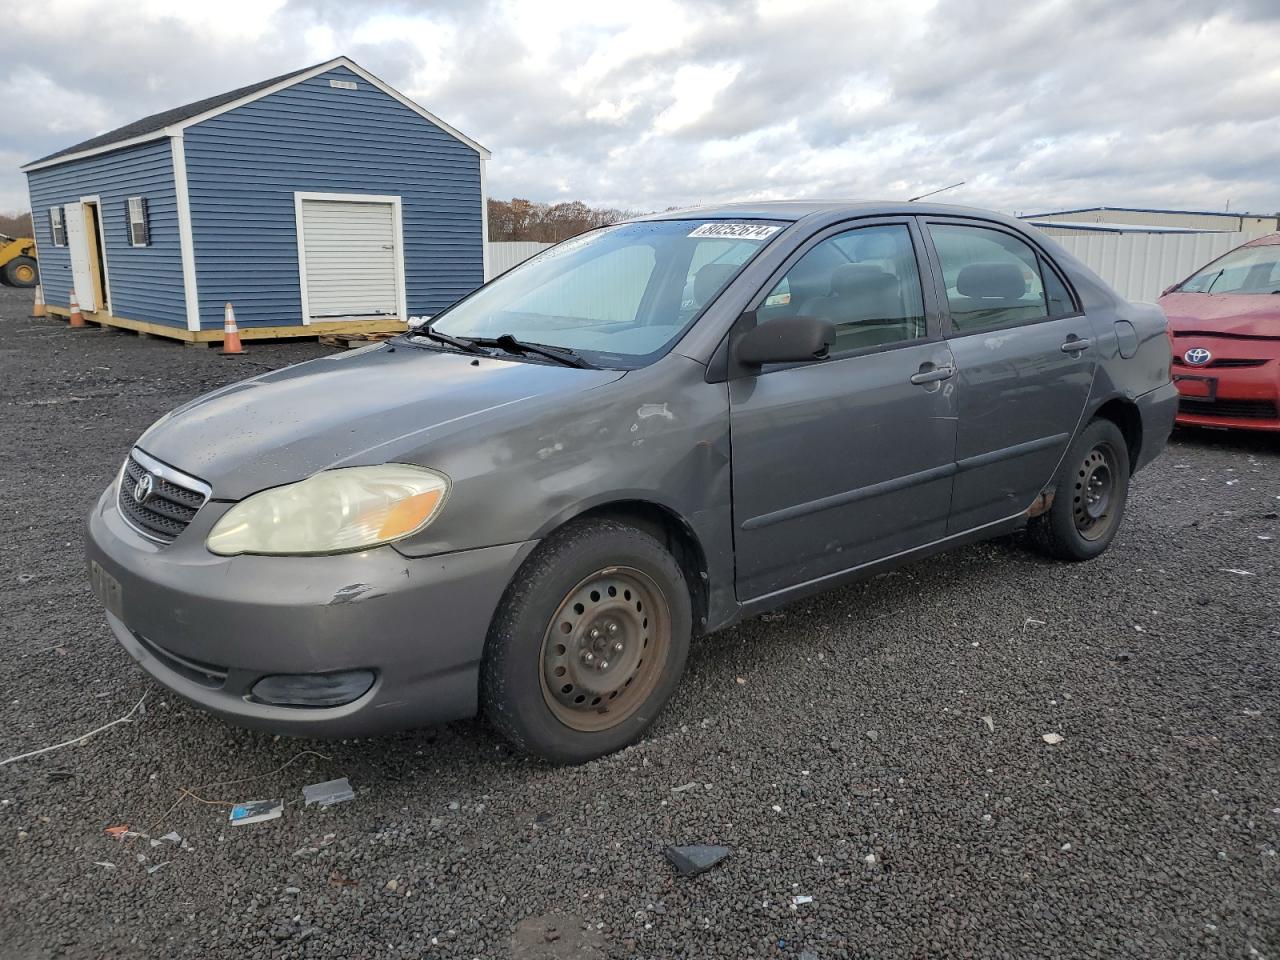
[688, 223, 781, 241]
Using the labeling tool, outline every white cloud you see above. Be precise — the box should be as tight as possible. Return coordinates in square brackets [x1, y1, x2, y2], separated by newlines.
[653, 63, 742, 135]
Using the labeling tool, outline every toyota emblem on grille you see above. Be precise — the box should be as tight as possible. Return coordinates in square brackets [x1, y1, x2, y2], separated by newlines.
[133, 473, 155, 504]
[1184, 347, 1212, 366]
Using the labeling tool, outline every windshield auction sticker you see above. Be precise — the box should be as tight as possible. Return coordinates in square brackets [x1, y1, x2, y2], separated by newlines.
[688, 223, 782, 241]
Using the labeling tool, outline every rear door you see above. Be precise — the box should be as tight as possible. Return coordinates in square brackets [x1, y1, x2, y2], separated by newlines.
[922, 219, 1095, 533]
[729, 219, 958, 600]
[297, 195, 403, 322]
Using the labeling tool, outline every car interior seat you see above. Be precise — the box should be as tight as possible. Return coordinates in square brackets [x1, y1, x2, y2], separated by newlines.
[951, 261, 1040, 329]
[802, 263, 915, 350]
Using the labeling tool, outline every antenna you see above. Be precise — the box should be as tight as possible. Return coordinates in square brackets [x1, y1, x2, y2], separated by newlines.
[907, 180, 966, 202]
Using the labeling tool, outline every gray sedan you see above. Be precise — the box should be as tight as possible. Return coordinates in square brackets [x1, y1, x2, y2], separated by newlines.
[87, 201, 1177, 762]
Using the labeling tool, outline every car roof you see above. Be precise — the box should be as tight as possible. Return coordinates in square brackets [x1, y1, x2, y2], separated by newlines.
[634, 199, 1025, 225]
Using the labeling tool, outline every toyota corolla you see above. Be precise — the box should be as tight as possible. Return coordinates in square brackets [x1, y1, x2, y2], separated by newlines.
[87, 202, 1176, 763]
[1159, 233, 1280, 431]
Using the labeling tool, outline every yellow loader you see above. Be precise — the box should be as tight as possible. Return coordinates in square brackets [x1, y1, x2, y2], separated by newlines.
[0, 234, 38, 288]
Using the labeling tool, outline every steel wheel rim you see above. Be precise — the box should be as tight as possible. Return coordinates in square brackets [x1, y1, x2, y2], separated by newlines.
[1073, 442, 1117, 541]
[14, 264, 35, 284]
[539, 566, 670, 732]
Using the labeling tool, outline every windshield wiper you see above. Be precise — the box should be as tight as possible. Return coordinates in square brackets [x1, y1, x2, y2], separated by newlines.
[407, 325, 485, 354]
[470, 333, 594, 368]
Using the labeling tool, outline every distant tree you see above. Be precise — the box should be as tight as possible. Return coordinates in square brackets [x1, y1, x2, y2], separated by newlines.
[0, 210, 33, 238]
[487, 198, 635, 243]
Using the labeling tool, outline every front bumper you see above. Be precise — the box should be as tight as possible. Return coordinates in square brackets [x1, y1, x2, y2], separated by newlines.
[1171, 352, 1279, 432]
[87, 485, 536, 737]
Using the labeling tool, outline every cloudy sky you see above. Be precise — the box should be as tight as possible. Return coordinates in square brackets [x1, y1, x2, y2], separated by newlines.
[3, 0, 1279, 217]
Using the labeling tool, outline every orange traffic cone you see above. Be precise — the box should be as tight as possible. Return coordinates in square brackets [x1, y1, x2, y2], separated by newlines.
[68, 290, 87, 328]
[31, 284, 47, 318]
[220, 302, 244, 355]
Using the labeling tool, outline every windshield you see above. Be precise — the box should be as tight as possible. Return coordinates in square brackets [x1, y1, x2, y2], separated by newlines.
[430, 219, 786, 367]
[1178, 243, 1280, 295]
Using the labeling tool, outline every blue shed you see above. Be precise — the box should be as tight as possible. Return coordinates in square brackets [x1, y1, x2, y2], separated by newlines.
[22, 57, 490, 344]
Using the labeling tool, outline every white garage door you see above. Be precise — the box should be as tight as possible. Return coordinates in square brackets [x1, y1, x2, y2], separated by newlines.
[298, 196, 403, 322]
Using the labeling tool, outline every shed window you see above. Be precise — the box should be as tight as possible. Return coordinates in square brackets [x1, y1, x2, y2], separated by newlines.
[49, 206, 66, 246]
[126, 197, 150, 247]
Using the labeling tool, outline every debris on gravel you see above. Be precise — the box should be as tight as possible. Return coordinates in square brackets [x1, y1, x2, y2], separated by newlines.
[663, 843, 732, 877]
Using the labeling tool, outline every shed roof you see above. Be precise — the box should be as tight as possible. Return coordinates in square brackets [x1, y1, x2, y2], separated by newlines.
[27, 63, 321, 167]
[23, 56, 489, 172]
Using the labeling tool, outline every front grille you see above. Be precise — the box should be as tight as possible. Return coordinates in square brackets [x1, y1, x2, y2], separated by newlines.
[1172, 357, 1268, 369]
[1179, 398, 1280, 420]
[117, 450, 210, 543]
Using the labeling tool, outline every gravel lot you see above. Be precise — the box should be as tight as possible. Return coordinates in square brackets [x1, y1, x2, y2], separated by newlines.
[1, 284, 1277, 960]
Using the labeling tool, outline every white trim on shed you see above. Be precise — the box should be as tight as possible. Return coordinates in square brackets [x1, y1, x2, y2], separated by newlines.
[479, 156, 491, 281]
[169, 133, 203, 331]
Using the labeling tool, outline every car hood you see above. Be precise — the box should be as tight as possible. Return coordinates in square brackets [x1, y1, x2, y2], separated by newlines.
[1158, 292, 1280, 338]
[136, 343, 625, 499]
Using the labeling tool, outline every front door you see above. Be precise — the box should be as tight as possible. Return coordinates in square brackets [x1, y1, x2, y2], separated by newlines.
[82, 200, 108, 312]
[63, 200, 96, 312]
[729, 220, 958, 600]
[923, 220, 1096, 533]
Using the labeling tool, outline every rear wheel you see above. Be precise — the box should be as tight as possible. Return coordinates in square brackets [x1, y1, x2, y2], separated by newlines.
[3, 256, 38, 288]
[481, 519, 691, 763]
[1029, 418, 1130, 561]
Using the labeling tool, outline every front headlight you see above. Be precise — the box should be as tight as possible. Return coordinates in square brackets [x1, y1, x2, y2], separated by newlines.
[206, 464, 450, 556]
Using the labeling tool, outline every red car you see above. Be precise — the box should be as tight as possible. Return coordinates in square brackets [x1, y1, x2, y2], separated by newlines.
[1159, 234, 1280, 431]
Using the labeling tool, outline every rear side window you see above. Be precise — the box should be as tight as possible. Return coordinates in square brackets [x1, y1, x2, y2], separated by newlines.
[49, 206, 66, 247]
[1042, 260, 1076, 317]
[929, 223, 1049, 333]
[757, 223, 926, 354]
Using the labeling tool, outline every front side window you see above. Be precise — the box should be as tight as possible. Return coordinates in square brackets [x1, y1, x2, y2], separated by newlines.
[49, 206, 66, 246]
[930, 223, 1049, 333]
[126, 197, 150, 247]
[1177, 243, 1280, 295]
[431, 219, 783, 367]
[756, 223, 926, 353]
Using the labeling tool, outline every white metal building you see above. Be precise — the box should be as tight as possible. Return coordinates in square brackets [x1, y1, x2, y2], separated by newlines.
[1023, 206, 1279, 238]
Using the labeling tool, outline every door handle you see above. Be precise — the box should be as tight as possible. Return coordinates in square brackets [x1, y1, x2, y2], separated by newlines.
[909, 364, 955, 385]
[1060, 336, 1092, 354]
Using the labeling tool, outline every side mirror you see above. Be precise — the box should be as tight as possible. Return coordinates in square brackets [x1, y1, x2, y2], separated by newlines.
[735, 314, 835, 367]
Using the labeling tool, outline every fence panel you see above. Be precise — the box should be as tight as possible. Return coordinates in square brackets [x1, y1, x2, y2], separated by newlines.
[1041, 231, 1247, 302]
[489, 241, 552, 276]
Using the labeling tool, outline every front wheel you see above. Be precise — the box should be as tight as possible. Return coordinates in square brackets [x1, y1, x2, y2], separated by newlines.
[1028, 418, 1131, 561]
[481, 519, 692, 763]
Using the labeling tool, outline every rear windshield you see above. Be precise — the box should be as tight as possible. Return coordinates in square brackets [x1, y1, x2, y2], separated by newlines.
[1178, 243, 1280, 295]
[430, 219, 786, 367]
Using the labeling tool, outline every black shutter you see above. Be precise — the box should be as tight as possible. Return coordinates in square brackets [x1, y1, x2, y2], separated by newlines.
[140, 197, 150, 246]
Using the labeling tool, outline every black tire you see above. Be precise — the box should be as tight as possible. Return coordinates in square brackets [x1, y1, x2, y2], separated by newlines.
[3, 256, 38, 288]
[481, 518, 692, 763]
[1028, 418, 1131, 561]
